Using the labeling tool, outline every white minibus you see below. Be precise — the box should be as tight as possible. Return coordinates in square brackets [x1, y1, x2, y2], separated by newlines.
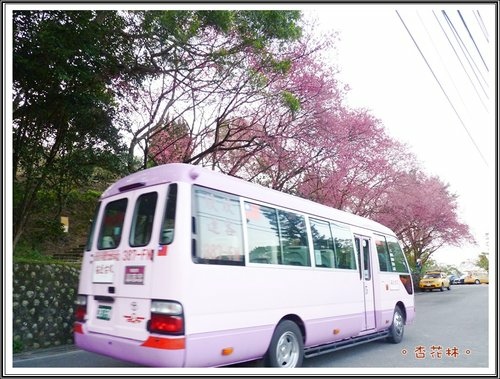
[74, 163, 415, 367]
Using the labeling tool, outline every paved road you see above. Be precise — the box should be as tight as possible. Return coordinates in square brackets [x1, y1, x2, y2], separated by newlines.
[10, 284, 492, 374]
[301, 283, 490, 369]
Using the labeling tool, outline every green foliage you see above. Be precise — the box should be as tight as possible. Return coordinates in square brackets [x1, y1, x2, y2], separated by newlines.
[13, 340, 24, 354]
[272, 59, 292, 75]
[13, 240, 47, 261]
[138, 10, 302, 76]
[438, 264, 462, 276]
[476, 252, 489, 272]
[12, 10, 132, 247]
[14, 185, 66, 252]
[420, 258, 438, 272]
[199, 10, 234, 32]
[247, 68, 269, 89]
[282, 91, 301, 113]
[141, 10, 301, 46]
[14, 184, 103, 258]
[143, 11, 200, 42]
[233, 10, 302, 41]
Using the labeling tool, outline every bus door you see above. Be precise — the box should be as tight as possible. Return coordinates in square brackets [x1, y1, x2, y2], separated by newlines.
[355, 236, 376, 330]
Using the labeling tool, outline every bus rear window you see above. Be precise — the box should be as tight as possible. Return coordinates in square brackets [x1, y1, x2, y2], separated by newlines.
[97, 198, 128, 250]
[160, 184, 177, 245]
[130, 192, 158, 247]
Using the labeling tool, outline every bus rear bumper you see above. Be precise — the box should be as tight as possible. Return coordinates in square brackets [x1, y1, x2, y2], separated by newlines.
[74, 326, 185, 367]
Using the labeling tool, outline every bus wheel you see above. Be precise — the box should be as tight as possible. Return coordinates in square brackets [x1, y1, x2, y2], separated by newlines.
[387, 306, 404, 344]
[265, 320, 304, 368]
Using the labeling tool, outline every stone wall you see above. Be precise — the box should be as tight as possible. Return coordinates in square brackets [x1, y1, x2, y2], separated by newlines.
[13, 262, 80, 352]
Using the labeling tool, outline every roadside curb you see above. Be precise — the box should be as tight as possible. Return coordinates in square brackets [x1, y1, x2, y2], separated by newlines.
[13, 344, 79, 361]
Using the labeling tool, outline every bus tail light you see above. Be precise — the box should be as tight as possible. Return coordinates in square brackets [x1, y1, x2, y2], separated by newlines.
[148, 300, 184, 335]
[74, 295, 87, 322]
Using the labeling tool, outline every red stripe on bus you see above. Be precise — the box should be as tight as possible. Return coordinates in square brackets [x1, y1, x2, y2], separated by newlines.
[141, 336, 186, 350]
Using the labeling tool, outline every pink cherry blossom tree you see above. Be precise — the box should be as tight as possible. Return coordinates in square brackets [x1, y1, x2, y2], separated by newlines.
[296, 108, 417, 216]
[148, 117, 194, 164]
[208, 29, 345, 190]
[145, 16, 473, 269]
[374, 170, 475, 268]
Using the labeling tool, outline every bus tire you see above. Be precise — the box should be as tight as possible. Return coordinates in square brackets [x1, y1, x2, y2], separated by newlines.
[265, 320, 304, 368]
[387, 306, 404, 344]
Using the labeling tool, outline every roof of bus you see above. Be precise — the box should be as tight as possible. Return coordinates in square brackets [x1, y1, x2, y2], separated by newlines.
[102, 163, 395, 236]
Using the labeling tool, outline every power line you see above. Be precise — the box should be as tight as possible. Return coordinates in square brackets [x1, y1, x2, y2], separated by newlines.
[442, 10, 489, 97]
[457, 10, 489, 72]
[432, 10, 489, 112]
[474, 10, 489, 43]
[417, 11, 471, 114]
[395, 10, 489, 167]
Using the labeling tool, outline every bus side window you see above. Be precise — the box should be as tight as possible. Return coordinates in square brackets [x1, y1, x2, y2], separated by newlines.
[375, 237, 393, 272]
[331, 223, 356, 270]
[310, 219, 335, 268]
[386, 236, 409, 273]
[193, 186, 244, 265]
[246, 203, 280, 265]
[278, 210, 311, 267]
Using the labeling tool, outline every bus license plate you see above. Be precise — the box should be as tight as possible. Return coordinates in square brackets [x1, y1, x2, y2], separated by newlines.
[96, 305, 112, 321]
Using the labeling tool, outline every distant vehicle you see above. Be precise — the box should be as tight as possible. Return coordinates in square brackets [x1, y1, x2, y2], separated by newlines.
[463, 273, 488, 284]
[447, 275, 457, 284]
[419, 271, 451, 291]
[479, 275, 489, 284]
[453, 276, 465, 285]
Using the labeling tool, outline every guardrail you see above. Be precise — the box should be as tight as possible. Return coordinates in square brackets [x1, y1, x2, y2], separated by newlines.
[51, 245, 85, 262]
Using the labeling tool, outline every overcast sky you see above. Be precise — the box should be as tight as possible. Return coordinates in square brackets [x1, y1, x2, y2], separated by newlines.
[304, 4, 496, 268]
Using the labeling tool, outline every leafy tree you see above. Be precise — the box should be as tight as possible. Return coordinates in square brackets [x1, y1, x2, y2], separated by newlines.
[12, 10, 133, 248]
[420, 257, 439, 272]
[476, 252, 489, 272]
[115, 10, 303, 170]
